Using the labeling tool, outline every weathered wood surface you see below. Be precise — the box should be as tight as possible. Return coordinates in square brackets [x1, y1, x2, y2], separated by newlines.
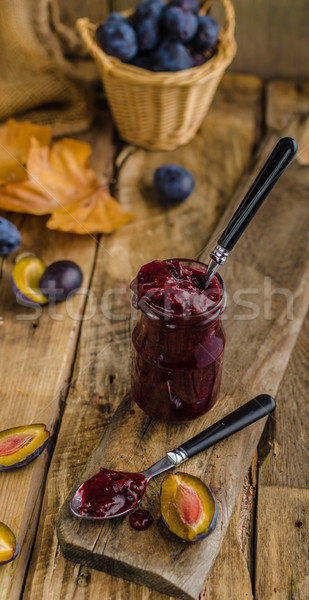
[55, 123, 309, 599]
[254, 315, 309, 599]
[0, 115, 115, 599]
[21, 73, 263, 600]
[1, 74, 307, 600]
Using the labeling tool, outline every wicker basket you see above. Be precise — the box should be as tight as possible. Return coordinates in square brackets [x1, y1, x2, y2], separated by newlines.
[76, 0, 236, 150]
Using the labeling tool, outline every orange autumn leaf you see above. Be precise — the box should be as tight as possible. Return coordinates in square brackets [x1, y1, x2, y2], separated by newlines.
[0, 119, 51, 185]
[0, 132, 133, 234]
[46, 187, 133, 234]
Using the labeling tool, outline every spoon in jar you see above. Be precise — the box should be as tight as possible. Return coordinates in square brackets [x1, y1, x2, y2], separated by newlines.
[70, 394, 275, 520]
[201, 137, 297, 290]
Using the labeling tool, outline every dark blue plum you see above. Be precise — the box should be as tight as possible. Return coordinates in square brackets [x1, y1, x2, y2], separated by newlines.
[40, 260, 83, 302]
[105, 12, 127, 23]
[190, 15, 219, 51]
[129, 53, 154, 70]
[134, 0, 166, 21]
[169, 0, 200, 14]
[154, 165, 195, 203]
[163, 6, 198, 43]
[95, 18, 138, 61]
[136, 15, 160, 51]
[152, 39, 194, 71]
[0, 217, 21, 256]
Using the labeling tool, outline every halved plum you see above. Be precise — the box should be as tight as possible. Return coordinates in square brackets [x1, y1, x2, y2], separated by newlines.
[0, 424, 50, 470]
[160, 472, 217, 541]
[10, 256, 48, 305]
[0, 522, 19, 565]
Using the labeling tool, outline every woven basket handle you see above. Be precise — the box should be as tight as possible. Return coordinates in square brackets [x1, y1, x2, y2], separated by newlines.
[200, 0, 235, 40]
[76, 18, 114, 72]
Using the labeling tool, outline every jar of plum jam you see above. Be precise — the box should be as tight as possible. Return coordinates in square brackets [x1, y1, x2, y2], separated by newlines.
[130, 259, 226, 423]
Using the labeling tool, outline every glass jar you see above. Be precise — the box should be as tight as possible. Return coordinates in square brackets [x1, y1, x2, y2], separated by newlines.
[131, 259, 226, 423]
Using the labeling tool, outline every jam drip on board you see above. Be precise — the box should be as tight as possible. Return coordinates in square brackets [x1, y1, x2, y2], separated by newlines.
[129, 509, 154, 531]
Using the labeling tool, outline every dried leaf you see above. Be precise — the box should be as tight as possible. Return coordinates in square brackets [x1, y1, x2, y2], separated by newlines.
[0, 119, 51, 185]
[46, 187, 133, 234]
[0, 126, 133, 234]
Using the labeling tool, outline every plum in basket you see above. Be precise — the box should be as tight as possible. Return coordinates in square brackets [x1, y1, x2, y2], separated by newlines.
[95, 14, 138, 61]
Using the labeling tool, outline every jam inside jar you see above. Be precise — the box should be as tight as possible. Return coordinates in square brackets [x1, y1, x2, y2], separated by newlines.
[130, 259, 226, 423]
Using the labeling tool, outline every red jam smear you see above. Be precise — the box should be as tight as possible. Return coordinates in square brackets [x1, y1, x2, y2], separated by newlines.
[129, 509, 154, 531]
[77, 468, 148, 518]
[131, 259, 226, 422]
[130, 259, 221, 318]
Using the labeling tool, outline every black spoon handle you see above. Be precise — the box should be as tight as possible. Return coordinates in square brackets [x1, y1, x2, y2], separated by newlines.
[179, 395, 276, 459]
[217, 137, 297, 252]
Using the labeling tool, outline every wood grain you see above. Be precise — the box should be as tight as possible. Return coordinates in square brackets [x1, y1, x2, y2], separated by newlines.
[254, 310, 309, 599]
[0, 113, 115, 600]
[22, 73, 263, 600]
[55, 125, 309, 599]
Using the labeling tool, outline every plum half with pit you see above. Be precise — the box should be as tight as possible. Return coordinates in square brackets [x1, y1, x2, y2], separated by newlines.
[160, 472, 217, 541]
[154, 164, 195, 203]
[10, 256, 48, 305]
[95, 15, 138, 61]
[40, 260, 83, 302]
[0, 424, 50, 471]
[0, 522, 19, 565]
[163, 6, 198, 43]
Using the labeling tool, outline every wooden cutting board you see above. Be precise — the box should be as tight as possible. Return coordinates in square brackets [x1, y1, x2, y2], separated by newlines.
[57, 135, 309, 600]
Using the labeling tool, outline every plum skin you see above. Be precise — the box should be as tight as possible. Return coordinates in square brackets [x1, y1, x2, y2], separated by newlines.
[163, 6, 198, 43]
[39, 260, 83, 302]
[154, 164, 195, 202]
[190, 15, 219, 52]
[0, 522, 19, 564]
[0, 217, 21, 256]
[95, 17, 138, 61]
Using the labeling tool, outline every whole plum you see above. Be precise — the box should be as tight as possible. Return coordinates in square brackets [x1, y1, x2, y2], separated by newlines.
[190, 15, 219, 51]
[154, 164, 195, 203]
[134, 0, 166, 21]
[0, 217, 21, 256]
[95, 16, 138, 61]
[152, 39, 194, 71]
[163, 6, 198, 43]
[169, 0, 200, 14]
[40, 260, 83, 302]
[135, 15, 161, 51]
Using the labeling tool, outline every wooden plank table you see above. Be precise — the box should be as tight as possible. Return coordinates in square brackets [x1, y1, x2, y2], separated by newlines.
[0, 73, 308, 600]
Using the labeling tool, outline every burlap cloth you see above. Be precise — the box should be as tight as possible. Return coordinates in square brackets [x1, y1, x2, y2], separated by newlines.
[0, 0, 110, 136]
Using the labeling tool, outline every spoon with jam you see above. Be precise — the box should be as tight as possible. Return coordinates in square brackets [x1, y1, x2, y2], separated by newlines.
[71, 394, 275, 520]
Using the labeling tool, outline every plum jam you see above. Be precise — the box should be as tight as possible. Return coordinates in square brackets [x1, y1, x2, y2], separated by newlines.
[131, 259, 226, 422]
[129, 509, 154, 531]
[77, 468, 147, 518]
